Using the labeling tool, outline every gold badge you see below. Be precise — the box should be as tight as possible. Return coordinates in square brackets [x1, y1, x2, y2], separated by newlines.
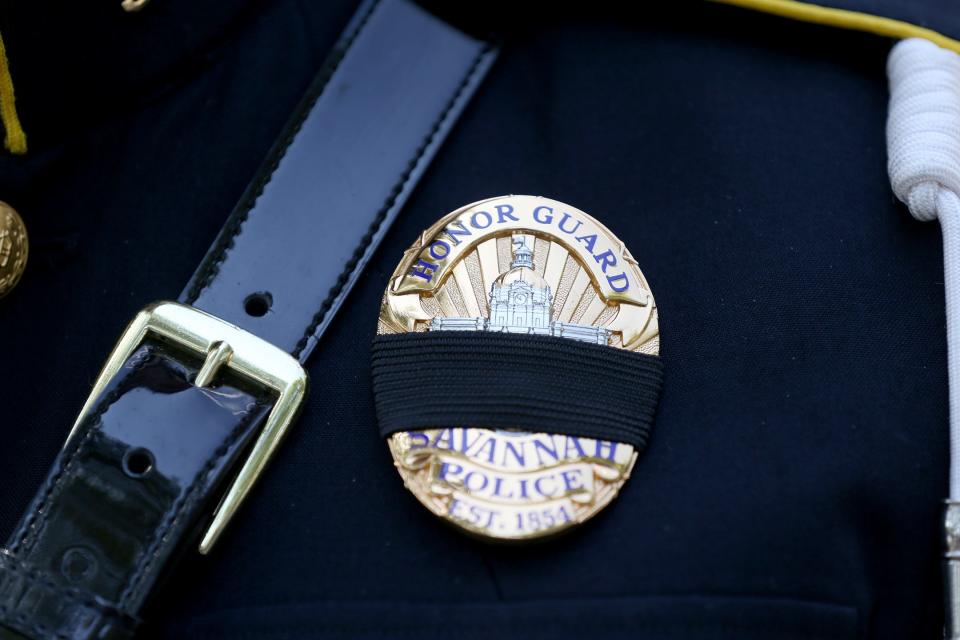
[377, 195, 659, 540]
[0, 201, 28, 299]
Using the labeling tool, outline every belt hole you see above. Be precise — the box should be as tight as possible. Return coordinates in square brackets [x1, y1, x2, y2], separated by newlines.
[123, 447, 154, 478]
[60, 547, 98, 582]
[244, 292, 272, 317]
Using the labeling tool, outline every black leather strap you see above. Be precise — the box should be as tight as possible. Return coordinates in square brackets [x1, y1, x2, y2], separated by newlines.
[0, 553, 138, 640]
[181, 0, 496, 363]
[0, 2, 496, 638]
[1, 341, 272, 640]
[371, 331, 664, 448]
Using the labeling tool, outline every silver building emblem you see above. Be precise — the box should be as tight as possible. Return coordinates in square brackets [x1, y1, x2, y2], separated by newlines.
[430, 237, 610, 345]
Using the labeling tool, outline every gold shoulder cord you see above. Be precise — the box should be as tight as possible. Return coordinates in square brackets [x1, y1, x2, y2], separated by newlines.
[710, 0, 960, 54]
[0, 33, 26, 155]
[0, 0, 151, 158]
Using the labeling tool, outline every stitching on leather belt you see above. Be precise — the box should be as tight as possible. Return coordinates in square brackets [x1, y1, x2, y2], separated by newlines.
[0, 554, 138, 640]
[1, 605, 67, 640]
[118, 398, 263, 606]
[183, 0, 384, 305]
[9, 350, 153, 555]
[290, 43, 495, 360]
[0, 554, 132, 621]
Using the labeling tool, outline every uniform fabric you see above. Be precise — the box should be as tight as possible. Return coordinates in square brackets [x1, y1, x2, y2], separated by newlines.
[821, 0, 960, 40]
[0, 1, 951, 638]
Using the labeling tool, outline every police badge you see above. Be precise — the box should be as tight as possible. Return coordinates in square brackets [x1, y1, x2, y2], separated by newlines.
[373, 195, 662, 540]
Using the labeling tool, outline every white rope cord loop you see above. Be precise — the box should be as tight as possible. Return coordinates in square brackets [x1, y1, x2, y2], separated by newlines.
[887, 38, 960, 496]
[887, 37, 960, 638]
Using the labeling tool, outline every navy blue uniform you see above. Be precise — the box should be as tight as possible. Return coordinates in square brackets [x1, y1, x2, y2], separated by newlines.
[0, 1, 955, 637]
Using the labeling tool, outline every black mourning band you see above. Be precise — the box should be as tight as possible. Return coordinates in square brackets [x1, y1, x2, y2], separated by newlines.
[370, 331, 664, 448]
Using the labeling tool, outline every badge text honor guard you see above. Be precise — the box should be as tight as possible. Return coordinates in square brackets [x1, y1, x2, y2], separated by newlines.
[372, 195, 663, 540]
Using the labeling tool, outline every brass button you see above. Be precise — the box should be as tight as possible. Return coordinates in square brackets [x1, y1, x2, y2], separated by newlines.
[121, 0, 150, 11]
[0, 201, 28, 298]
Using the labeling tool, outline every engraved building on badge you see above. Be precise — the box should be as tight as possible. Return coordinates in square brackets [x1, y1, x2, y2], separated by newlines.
[430, 237, 610, 345]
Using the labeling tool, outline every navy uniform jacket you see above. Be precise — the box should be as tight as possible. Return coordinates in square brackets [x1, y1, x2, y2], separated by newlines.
[0, 1, 956, 638]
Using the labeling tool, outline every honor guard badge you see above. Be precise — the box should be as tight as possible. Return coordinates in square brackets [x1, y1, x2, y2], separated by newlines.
[373, 195, 662, 540]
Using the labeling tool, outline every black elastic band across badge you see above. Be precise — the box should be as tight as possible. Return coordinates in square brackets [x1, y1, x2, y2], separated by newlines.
[371, 331, 664, 449]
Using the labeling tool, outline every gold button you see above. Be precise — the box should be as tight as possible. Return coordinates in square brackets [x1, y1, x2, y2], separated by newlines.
[0, 201, 28, 298]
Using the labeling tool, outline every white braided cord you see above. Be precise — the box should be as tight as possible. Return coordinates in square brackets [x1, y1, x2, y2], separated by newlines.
[888, 38, 960, 496]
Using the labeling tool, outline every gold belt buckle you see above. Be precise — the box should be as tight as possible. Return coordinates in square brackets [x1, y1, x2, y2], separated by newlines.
[67, 301, 308, 554]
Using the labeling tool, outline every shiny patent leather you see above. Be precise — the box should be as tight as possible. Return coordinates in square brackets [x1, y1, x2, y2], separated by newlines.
[181, 0, 497, 363]
[0, 2, 495, 637]
[0, 341, 272, 639]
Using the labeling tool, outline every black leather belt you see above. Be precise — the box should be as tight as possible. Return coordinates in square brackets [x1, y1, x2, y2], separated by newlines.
[0, 1, 495, 638]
